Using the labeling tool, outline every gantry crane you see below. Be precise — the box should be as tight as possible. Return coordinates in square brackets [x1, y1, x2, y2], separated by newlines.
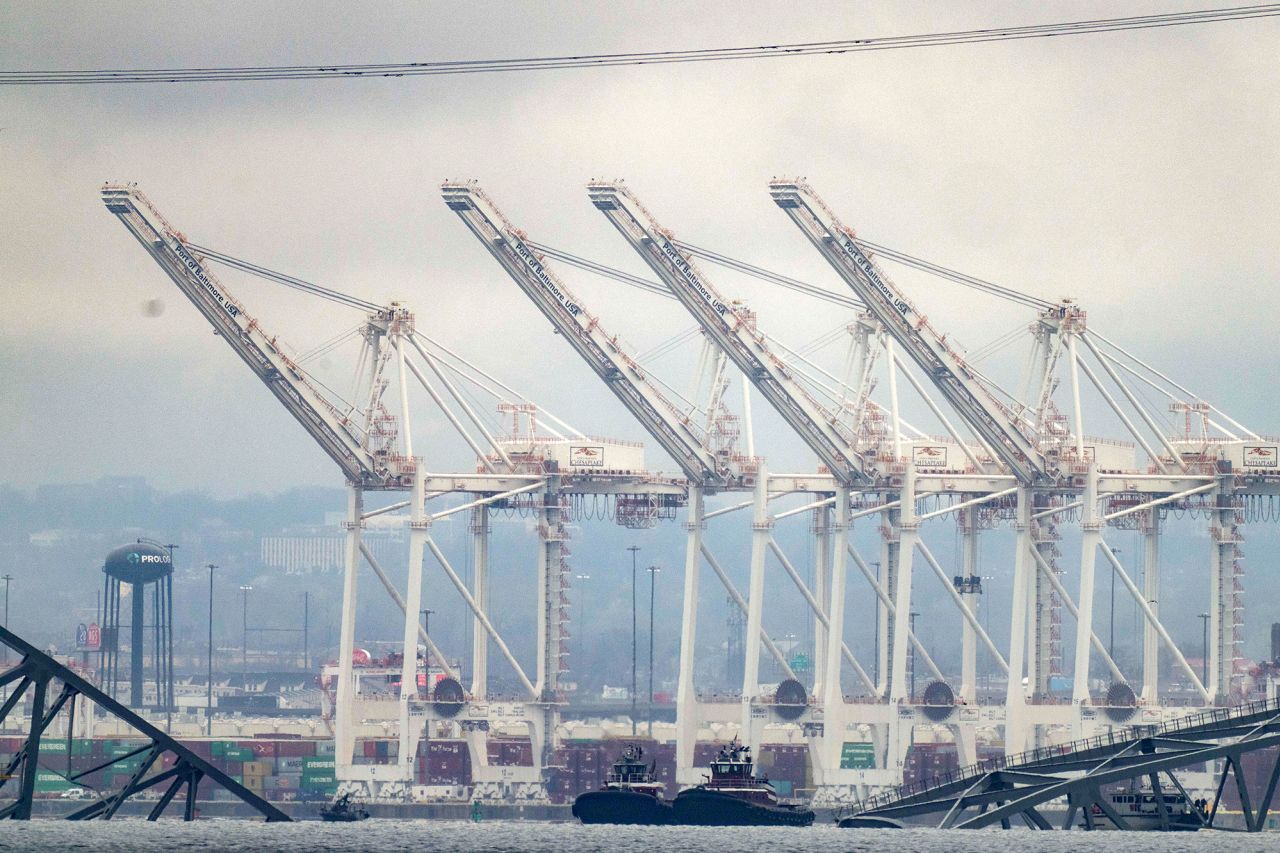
[587, 181, 899, 777]
[765, 180, 1208, 762]
[105, 184, 696, 801]
[442, 180, 817, 782]
[101, 185, 457, 795]
[766, 179, 1087, 763]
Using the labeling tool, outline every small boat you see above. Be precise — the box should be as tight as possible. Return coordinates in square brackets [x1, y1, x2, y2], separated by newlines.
[1080, 786, 1204, 831]
[572, 744, 674, 825]
[320, 792, 371, 822]
[671, 738, 814, 827]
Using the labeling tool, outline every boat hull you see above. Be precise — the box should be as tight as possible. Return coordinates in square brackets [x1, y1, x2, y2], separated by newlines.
[572, 789, 674, 825]
[1082, 812, 1201, 831]
[671, 787, 814, 827]
[838, 815, 903, 829]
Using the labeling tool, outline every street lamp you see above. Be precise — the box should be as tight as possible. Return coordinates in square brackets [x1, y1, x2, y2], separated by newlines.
[574, 574, 590, 673]
[909, 611, 920, 702]
[647, 566, 660, 737]
[239, 585, 252, 677]
[870, 562, 880, 685]
[421, 609, 434, 672]
[1109, 548, 1122, 659]
[303, 590, 310, 671]
[1, 574, 11, 665]
[1198, 607, 1208, 686]
[207, 564, 217, 736]
[981, 575, 995, 697]
[626, 545, 640, 736]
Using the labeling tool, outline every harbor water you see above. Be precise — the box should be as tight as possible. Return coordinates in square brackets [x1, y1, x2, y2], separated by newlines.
[0, 821, 1276, 852]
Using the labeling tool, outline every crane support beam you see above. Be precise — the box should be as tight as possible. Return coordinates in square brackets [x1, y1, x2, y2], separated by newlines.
[443, 181, 736, 489]
[587, 181, 873, 487]
[768, 179, 1047, 484]
[102, 186, 407, 489]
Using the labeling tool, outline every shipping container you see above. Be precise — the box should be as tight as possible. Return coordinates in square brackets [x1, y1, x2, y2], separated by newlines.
[239, 740, 276, 758]
[35, 770, 72, 793]
[274, 740, 319, 758]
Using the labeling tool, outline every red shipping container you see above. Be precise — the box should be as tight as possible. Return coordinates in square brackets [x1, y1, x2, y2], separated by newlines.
[187, 741, 214, 758]
[274, 740, 317, 758]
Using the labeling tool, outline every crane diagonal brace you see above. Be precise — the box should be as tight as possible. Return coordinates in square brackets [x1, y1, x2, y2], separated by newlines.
[769, 180, 1050, 484]
[588, 181, 873, 487]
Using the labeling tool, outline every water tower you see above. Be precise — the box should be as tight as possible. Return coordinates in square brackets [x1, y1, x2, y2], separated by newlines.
[100, 539, 175, 709]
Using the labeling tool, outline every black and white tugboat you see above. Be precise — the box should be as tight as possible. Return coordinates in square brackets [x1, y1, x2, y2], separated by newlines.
[572, 745, 674, 825]
[672, 738, 814, 827]
[320, 791, 371, 822]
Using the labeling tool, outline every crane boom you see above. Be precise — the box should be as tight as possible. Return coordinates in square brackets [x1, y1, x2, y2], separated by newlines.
[443, 181, 739, 489]
[102, 185, 411, 489]
[587, 181, 873, 487]
[768, 179, 1048, 484]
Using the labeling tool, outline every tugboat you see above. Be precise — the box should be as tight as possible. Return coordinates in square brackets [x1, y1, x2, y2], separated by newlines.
[320, 792, 371, 822]
[572, 744, 674, 824]
[672, 738, 814, 826]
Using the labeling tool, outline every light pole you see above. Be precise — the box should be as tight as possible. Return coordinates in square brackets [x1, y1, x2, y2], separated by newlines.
[1109, 548, 1122, 659]
[1198, 607, 1208, 686]
[1, 574, 11, 665]
[303, 590, 310, 671]
[574, 574, 590, 673]
[239, 585, 252, 678]
[626, 545, 639, 735]
[206, 565, 216, 736]
[981, 575, 995, 697]
[647, 566, 660, 737]
[870, 561, 880, 685]
[421, 609, 434, 673]
[909, 611, 920, 702]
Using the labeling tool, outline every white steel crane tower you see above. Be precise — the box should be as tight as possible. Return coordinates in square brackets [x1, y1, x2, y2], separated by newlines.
[586, 181, 910, 788]
[442, 181, 819, 784]
[767, 179, 1119, 765]
[101, 185, 437, 797]
[766, 179, 1248, 777]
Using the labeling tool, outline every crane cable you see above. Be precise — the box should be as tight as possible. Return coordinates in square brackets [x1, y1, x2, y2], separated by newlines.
[190, 243, 383, 312]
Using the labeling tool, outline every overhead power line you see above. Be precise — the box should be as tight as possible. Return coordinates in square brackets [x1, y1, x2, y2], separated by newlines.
[3, 5, 1275, 85]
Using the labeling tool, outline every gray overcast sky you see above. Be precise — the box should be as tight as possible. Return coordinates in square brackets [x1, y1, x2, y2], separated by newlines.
[1, 1, 1277, 495]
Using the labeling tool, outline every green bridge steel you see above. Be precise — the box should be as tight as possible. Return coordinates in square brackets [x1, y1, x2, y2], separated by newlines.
[0, 625, 290, 821]
[857, 696, 1280, 831]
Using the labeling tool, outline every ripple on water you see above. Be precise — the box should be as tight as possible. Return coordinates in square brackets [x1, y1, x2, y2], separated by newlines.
[0, 820, 1275, 853]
